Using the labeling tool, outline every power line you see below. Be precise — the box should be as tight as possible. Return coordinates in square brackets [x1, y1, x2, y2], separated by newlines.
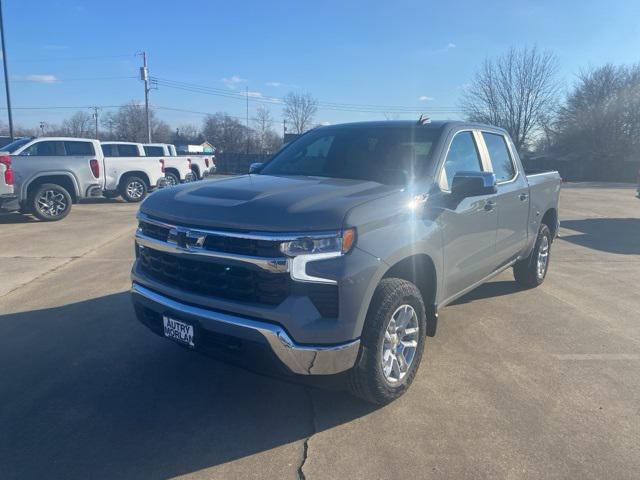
[150, 76, 465, 114]
[11, 53, 135, 63]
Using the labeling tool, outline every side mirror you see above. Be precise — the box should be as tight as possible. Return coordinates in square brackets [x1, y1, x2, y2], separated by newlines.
[450, 171, 497, 197]
[249, 162, 263, 174]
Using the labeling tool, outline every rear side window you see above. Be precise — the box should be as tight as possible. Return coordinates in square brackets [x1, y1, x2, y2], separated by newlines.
[118, 144, 139, 157]
[144, 146, 164, 156]
[21, 141, 65, 156]
[440, 131, 483, 190]
[101, 144, 115, 157]
[482, 132, 515, 182]
[65, 141, 95, 156]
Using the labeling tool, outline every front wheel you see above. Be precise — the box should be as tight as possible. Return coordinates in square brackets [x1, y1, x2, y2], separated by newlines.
[348, 278, 427, 405]
[514, 224, 552, 288]
[30, 183, 72, 221]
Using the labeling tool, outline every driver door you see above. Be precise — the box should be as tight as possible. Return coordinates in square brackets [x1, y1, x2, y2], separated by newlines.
[436, 130, 498, 302]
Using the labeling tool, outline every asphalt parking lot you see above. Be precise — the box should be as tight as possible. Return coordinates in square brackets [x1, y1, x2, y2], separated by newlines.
[1, 184, 639, 480]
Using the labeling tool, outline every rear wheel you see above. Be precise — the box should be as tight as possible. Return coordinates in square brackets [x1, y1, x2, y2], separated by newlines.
[514, 224, 552, 288]
[348, 278, 426, 405]
[119, 176, 147, 203]
[164, 172, 179, 186]
[30, 183, 72, 221]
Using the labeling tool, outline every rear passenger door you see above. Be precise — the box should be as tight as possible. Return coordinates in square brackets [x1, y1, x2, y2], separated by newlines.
[437, 130, 498, 301]
[480, 132, 529, 263]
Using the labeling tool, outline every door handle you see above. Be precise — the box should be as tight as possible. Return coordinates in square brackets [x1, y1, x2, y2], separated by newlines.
[519, 193, 528, 201]
[484, 200, 496, 211]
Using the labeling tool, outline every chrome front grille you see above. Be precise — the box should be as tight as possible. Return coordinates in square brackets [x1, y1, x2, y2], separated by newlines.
[135, 214, 339, 317]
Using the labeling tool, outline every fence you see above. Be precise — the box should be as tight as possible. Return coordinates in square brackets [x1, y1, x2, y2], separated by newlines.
[522, 157, 640, 183]
[215, 153, 272, 174]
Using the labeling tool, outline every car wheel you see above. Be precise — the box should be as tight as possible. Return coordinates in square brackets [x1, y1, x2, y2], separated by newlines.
[119, 176, 148, 203]
[514, 223, 552, 288]
[165, 172, 179, 186]
[348, 278, 427, 405]
[30, 183, 72, 221]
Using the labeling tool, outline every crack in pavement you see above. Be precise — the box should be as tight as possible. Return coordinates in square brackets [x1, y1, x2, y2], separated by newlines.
[0, 228, 134, 299]
[297, 387, 317, 480]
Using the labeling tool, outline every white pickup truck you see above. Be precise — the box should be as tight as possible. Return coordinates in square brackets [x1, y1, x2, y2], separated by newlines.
[144, 143, 215, 181]
[3, 137, 165, 221]
[142, 144, 195, 185]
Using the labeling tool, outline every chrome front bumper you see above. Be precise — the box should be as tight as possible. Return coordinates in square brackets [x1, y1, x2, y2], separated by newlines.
[131, 283, 360, 375]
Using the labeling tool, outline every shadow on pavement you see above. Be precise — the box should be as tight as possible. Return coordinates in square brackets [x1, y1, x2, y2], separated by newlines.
[0, 292, 376, 480]
[450, 280, 522, 306]
[0, 212, 36, 224]
[560, 218, 640, 255]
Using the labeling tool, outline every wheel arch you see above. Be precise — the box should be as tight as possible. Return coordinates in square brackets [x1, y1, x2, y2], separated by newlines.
[541, 208, 558, 238]
[119, 170, 151, 188]
[26, 173, 79, 203]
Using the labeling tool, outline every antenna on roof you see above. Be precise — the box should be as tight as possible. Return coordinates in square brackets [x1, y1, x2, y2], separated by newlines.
[417, 114, 431, 125]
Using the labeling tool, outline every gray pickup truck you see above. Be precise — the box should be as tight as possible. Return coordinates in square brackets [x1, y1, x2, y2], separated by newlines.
[131, 120, 561, 404]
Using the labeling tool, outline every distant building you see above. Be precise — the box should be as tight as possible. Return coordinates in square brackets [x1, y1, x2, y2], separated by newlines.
[176, 141, 215, 155]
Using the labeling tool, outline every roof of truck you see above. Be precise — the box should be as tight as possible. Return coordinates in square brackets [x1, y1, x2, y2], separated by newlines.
[316, 120, 506, 132]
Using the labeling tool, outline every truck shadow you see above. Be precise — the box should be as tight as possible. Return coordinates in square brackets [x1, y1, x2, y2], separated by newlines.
[560, 218, 640, 255]
[0, 292, 377, 480]
[450, 280, 522, 306]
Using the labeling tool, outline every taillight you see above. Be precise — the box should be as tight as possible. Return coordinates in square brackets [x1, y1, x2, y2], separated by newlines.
[89, 159, 100, 179]
[205, 157, 210, 168]
[0, 155, 13, 185]
[159, 159, 165, 172]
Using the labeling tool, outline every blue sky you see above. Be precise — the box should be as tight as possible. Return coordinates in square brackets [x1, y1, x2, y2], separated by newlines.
[3, 0, 640, 132]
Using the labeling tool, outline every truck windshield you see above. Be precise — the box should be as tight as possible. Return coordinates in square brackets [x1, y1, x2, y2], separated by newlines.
[260, 125, 442, 184]
[2, 137, 32, 153]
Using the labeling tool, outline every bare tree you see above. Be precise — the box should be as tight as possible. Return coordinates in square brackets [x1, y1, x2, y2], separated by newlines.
[202, 113, 255, 153]
[253, 106, 281, 153]
[460, 47, 559, 152]
[174, 124, 203, 145]
[550, 63, 640, 178]
[98, 102, 168, 142]
[283, 92, 318, 134]
[60, 111, 93, 137]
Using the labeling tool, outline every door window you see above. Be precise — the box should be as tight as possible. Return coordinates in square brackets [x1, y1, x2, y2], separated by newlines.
[482, 132, 515, 182]
[440, 131, 483, 190]
[21, 141, 65, 156]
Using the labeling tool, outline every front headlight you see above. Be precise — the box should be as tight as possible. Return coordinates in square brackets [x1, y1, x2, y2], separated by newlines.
[281, 228, 356, 284]
[280, 228, 356, 257]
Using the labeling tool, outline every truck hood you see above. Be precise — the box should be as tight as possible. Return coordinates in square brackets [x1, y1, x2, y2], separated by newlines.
[140, 174, 401, 232]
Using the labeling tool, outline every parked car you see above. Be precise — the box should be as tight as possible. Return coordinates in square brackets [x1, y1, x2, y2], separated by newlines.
[142, 144, 194, 185]
[131, 120, 561, 404]
[4, 137, 106, 220]
[100, 142, 166, 202]
[0, 151, 19, 213]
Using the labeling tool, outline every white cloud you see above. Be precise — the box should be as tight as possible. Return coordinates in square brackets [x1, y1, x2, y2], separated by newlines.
[266, 81, 282, 87]
[19, 74, 58, 83]
[418, 95, 434, 101]
[221, 75, 246, 88]
[447, 42, 456, 49]
[245, 91, 263, 98]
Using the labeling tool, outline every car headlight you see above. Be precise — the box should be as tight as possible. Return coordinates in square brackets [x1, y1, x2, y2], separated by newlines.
[281, 228, 356, 284]
[280, 228, 356, 257]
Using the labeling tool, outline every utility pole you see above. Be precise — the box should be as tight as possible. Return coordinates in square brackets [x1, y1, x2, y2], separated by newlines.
[139, 51, 151, 143]
[245, 86, 249, 154]
[90, 106, 99, 139]
[0, 0, 14, 140]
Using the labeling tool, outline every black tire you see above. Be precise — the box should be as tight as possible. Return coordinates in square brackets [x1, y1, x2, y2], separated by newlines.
[29, 183, 72, 221]
[514, 224, 552, 288]
[165, 172, 180, 186]
[348, 278, 427, 405]
[119, 175, 148, 203]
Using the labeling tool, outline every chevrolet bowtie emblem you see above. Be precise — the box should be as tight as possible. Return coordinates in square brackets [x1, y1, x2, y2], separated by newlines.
[168, 228, 206, 249]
